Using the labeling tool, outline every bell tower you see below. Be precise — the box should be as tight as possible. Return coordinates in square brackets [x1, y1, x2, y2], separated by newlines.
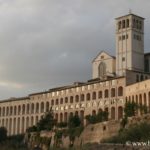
[115, 13, 145, 76]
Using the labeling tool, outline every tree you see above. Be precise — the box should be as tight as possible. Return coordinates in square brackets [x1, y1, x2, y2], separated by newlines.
[36, 108, 56, 131]
[68, 114, 81, 128]
[124, 101, 138, 117]
[0, 127, 7, 143]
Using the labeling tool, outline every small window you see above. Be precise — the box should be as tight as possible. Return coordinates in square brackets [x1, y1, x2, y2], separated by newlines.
[103, 126, 106, 131]
[122, 20, 125, 28]
[122, 57, 125, 61]
[101, 55, 104, 59]
[126, 19, 129, 28]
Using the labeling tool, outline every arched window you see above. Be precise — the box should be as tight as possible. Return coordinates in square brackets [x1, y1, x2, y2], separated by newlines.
[99, 62, 106, 77]
[18, 106, 21, 115]
[104, 89, 109, 98]
[75, 95, 79, 102]
[36, 103, 39, 113]
[27, 104, 30, 114]
[98, 91, 103, 99]
[22, 105, 25, 115]
[126, 19, 129, 28]
[60, 98, 63, 104]
[92, 92, 96, 100]
[81, 94, 84, 101]
[111, 88, 115, 97]
[41, 102, 44, 113]
[55, 99, 59, 105]
[118, 86, 123, 96]
[122, 20, 125, 28]
[46, 102, 49, 111]
[31, 103, 34, 114]
[86, 93, 90, 101]
[51, 100, 54, 106]
[65, 97, 68, 103]
[70, 96, 73, 103]
[118, 21, 121, 29]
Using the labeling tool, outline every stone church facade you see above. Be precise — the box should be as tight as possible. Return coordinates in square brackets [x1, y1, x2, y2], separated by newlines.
[1, 13, 150, 135]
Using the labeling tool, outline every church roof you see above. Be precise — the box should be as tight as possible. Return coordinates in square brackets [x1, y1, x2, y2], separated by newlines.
[92, 50, 115, 63]
[115, 13, 145, 20]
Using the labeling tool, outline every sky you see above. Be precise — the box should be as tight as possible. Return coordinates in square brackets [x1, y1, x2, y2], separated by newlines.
[0, 0, 150, 100]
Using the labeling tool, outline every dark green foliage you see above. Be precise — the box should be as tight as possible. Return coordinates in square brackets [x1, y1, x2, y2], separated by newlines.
[68, 115, 81, 128]
[56, 122, 67, 128]
[27, 108, 56, 132]
[0, 127, 7, 143]
[36, 109, 56, 131]
[124, 101, 138, 117]
[0, 134, 27, 150]
[85, 110, 108, 124]
[102, 122, 150, 144]
[26, 125, 37, 132]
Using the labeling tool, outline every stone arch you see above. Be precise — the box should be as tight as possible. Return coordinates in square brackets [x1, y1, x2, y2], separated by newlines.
[70, 96, 73, 103]
[98, 91, 102, 99]
[136, 95, 138, 105]
[86, 93, 90, 101]
[98, 108, 103, 113]
[22, 104, 25, 115]
[75, 95, 79, 102]
[104, 89, 109, 98]
[65, 97, 68, 103]
[118, 106, 123, 119]
[22, 117, 25, 133]
[31, 116, 34, 126]
[46, 101, 49, 111]
[75, 111, 78, 116]
[55, 99, 59, 105]
[27, 104, 30, 114]
[69, 112, 73, 118]
[60, 113, 63, 122]
[17, 117, 20, 134]
[55, 113, 58, 123]
[92, 110, 96, 116]
[31, 103, 34, 114]
[2, 107, 5, 116]
[6, 107, 9, 116]
[51, 99, 54, 105]
[14, 106, 17, 115]
[81, 94, 84, 101]
[64, 112, 68, 122]
[144, 93, 147, 106]
[139, 94, 142, 105]
[9, 118, 12, 135]
[60, 98, 63, 104]
[111, 107, 115, 120]
[99, 62, 106, 77]
[36, 103, 39, 113]
[118, 86, 123, 96]
[13, 118, 16, 135]
[18, 105, 21, 115]
[92, 92, 96, 100]
[35, 116, 38, 124]
[111, 88, 115, 97]
[41, 102, 44, 113]
[26, 117, 29, 130]
[6, 119, 8, 131]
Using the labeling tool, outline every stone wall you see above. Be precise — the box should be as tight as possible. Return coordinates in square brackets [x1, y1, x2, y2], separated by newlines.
[74, 120, 121, 146]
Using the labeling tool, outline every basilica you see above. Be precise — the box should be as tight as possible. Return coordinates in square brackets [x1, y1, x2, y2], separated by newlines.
[0, 13, 150, 135]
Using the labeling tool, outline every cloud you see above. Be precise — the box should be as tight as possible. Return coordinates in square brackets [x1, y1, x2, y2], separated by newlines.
[0, 0, 150, 99]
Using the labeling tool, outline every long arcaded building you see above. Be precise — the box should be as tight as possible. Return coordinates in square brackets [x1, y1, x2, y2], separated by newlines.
[1, 12, 150, 135]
